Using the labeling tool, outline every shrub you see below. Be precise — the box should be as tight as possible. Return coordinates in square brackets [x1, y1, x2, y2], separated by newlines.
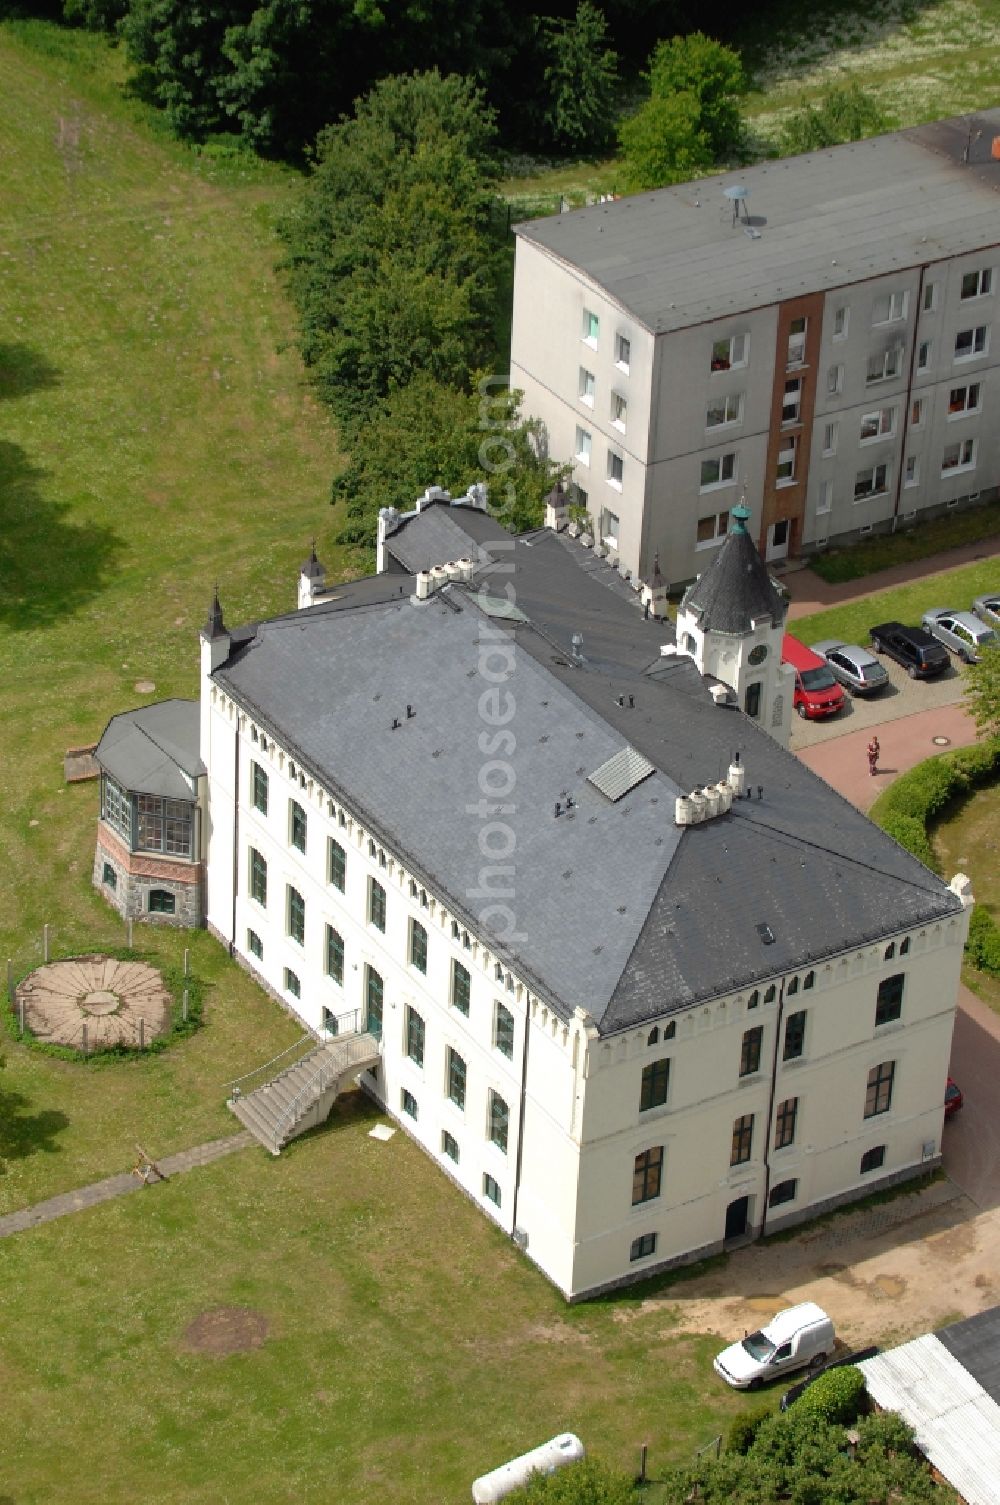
[870, 738, 1000, 871]
[791, 1365, 866, 1425]
[726, 1403, 773, 1455]
[504, 1457, 638, 1504]
[966, 905, 1000, 976]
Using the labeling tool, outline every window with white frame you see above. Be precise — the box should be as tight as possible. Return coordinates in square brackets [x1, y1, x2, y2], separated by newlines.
[611, 390, 627, 430]
[948, 382, 982, 417]
[606, 450, 624, 489]
[700, 452, 736, 489]
[910, 397, 925, 426]
[822, 420, 838, 455]
[776, 435, 797, 484]
[867, 344, 903, 383]
[615, 332, 631, 370]
[600, 508, 620, 547]
[872, 290, 908, 325]
[582, 308, 599, 346]
[942, 437, 976, 474]
[855, 462, 889, 500]
[961, 267, 993, 300]
[833, 306, 849, 339]
[786, 316, 807, 368]
[575, 426, 591, 465]
[816, 480, 833, 514]
[917, 340, 931, 371]
[696, 510, 729, 547]
[923, 282, 938, 312]
[707, 391, 743, 428]
[781, 378, 802, 425]
[904, 455, 919, 487]
[955, 326, 988, 360]
[578, 367, 595, 406]
[710, 333, 747, 372]
[827, 364, 844, 396]
[860, 406, 896, 442]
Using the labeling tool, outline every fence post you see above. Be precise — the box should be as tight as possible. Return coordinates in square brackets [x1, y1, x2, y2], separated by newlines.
[182, 988, 189, 1022]
[139, 1017, 145, 1049]
[638, 1443, 648, 1483]
[82, 1022, 88, 1054]
[183, 947, 190, 977]
[43, 923, 50, 963]
[19, 998, 25, 1036]
[127, 917, 133, 950]
[6, 957, 13, 1004]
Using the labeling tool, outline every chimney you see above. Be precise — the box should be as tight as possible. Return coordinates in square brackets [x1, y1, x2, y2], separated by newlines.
[376, 507, 401, 573]
[728, 754, 745, 797]
[297, 543, 327, 609]
[544, 481, 571, 533]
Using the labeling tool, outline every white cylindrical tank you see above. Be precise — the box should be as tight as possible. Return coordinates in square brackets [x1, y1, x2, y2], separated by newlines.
[728, 759, 746, 797]
[457, 556, 475, 583]
[715, 779, 733, 814]
[702, 783, 720, 818]
[445, 559, 463, 579]
[415, 571, 432, 601]
[472, 1434, 585, 1504]
[688, 789, 706, 823]
[674, 794, 693, 825]
[430, 565, 449, 591]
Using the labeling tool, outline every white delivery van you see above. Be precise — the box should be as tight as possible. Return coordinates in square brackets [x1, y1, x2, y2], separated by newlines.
[713, 1302, 835, 1390]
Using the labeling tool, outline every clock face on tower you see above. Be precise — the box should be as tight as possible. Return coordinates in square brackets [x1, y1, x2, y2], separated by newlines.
[748, 644, 768, 666]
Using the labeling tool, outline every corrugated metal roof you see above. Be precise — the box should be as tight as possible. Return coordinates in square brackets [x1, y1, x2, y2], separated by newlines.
[860, 1333, 1000, 1505]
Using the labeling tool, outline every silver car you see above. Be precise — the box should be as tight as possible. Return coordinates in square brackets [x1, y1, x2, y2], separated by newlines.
[972, 594, 1000, 630]
[921, 607, 998, 663]
[810, 639, 890, 695]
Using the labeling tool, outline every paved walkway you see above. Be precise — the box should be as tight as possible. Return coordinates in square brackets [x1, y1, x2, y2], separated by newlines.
[780, 534, 1000, 621]
[797, 701, 979, 811]
[0, 1131, 253, 1241]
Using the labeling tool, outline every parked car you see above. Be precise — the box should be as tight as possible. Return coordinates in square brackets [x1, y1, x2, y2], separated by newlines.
[810, 640, 890, 696]
[782, 635, 846, 719]
[971, 593, 1000, 630]
[713, 1302, 835, 1390]
[945, 1076, 963, 1117]
[868, 621, 950, 678]
[780, 1346, 879, 1411]
[921, 607, 997, 663]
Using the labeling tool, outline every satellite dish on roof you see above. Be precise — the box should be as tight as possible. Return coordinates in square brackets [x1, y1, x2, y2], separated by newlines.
[723, 184, 751, 226]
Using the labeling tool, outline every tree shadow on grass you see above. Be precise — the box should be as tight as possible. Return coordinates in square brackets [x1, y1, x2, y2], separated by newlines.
[0, 440, 124, 631]
[0, 1086, 69, 1172]
[0, 341, 60, 401]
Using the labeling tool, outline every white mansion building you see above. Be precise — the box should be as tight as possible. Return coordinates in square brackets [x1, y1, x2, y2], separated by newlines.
[93, 493, 971, 1299]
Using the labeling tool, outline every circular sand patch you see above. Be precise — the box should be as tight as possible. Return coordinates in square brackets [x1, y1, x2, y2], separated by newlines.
[14, 955, 172, 1050]
[181, 1307, 269, 1356]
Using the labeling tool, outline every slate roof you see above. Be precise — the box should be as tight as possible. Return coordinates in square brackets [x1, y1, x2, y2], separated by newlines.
[95, 699, 204, 800]
[937, 1307, 1000, 1405]
[680, 524, 787, 636]
[214, 514, 961, 1033]
[514, 111, 1000, 333]
[383, 503, 503, 574]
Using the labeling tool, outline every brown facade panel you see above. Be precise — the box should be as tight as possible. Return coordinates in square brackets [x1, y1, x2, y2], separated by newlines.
[760, 292, 824, 558]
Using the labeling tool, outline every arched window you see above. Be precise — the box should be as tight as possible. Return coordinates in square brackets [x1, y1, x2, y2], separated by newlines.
[764, 984, 777, 1004]
[803, 970, 815, 990]
[148, 889, 175, 914]
[884, 942, 896, 961]
[900, 937, 910, 956]
[786, 976, 799, 996]
[747, 989, 760, 1009]
[647, 1026, 659, 1046]
[664, 1021, 676, 1040]
[102, 863, 117, 891]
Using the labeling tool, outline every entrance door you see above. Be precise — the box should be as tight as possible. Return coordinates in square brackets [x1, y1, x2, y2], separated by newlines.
[766, 519, 790, 562]
[725, 1195, 750, 1242]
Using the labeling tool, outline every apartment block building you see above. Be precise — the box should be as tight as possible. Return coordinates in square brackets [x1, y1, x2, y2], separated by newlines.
[510, 111, 1000, 586]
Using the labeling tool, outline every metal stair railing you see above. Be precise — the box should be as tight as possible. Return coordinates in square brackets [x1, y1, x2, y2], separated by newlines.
[224, 1033, 316, 1101]
[269, 1031, 378, 1147]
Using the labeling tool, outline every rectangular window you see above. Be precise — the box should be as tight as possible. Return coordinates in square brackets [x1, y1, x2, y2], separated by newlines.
[917, 340, 931, 372]
[639, 1057, 670, 1112]
[867, 344, 903, 384]
[135, 794, 192, 857]
[905, 456, 919, 487]
[600, 507, 620, 547]
[102, 775, 132, 844]
[740, 1026, 763, 1077]
[578, 366, 595, 405]
[284, 967, 301, 999]
[696, 510, 730, 548]
[923, 282, 938, 312]
[707, 391, 744, 428]
[860, 1144, 886, 1174]
[855, 462, 889, 501]
[781, 379, 802, 426]
[251, 761, 268, 815]
[575, 426, 592, 465]
[246, 929, 263, 960]
[489, 1090, 510, 1153]
[948, 382, 982, 417]
[876, 973, 904, 1027]
[864, 1061, 895, 1118]
[632, 1146, 664, 1204]
[816, 479, 833, 514]
[700, 453, 737, 489]
[827, 364, 844, 396]
[365, 966, 383, 1041]
[786, 316, 807, 368]
[710, 333, 747, 372]
[582, 308, 599, 346]
[446, 1047, 466, 1110]
[611, 391, 628, 430]
[783, 1010, 806, 1061]
[287, 885, 305, 945]
[325, 924, 344, 985]
[731, 1113, 754, 1166]
[744, 681, 761, 719]
[607, 450, 624, 488]
[368, 877, 386, 932]
[860, 406, 896, 442]
[615, 332, 631, 370]
[401, 1088, 418, 1120]
[833, 306, 849, 339]
[483, 1173, 502, 1206]
[249, 847, 267, 907]
[911, 397, 925, 427]
[410, 919, 427, 974]
[961, 268, 993, 300]
[955, 326, 988, 360]
[327, 837, 346, 891]
[494, 1001, 515, 1059]
[774, 1097, 798, 1149]
[776, 435, 797, 484]
[630, 1232, 657, 1262]
[942, 438, 976, 474]
[769, 1178, 797, 1208]
[289, 800, 307, 853]
[451, 959, 471, 1016]
[405, 1005, 425, 1067]
[442, 1130, 460, 1163]
[822, 421, 838, 455]
[872, 290, 908, 324]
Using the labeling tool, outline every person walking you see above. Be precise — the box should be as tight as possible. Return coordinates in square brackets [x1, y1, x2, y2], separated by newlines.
[867, 736, 880, 776]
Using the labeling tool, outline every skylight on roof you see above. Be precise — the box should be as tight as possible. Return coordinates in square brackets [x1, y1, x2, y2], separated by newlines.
[587, 746, 654, 802]
[476, 595, 528, 622]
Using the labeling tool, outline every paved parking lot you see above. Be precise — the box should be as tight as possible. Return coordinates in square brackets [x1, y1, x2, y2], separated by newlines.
[789, 650, 967, 751]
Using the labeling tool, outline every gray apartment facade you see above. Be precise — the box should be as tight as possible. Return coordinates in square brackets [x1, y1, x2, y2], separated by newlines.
[510, 112, 1000, 587]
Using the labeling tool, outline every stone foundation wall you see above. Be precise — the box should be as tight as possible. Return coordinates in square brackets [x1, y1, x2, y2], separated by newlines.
[93, 832, 202, 929]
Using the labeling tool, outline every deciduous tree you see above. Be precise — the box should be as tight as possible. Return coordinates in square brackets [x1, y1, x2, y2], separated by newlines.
[781, 80, 887, 155]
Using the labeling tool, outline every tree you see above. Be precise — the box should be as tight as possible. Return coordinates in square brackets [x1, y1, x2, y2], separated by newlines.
[781, 80, 887, 155]
[964, 643, 1000, 739]
[505, 1457, 638, 1504]
[618, 32, 744, 192]
[619, 90, 711, 191]
[539, 3, 619, 152]
[790, 1364, 866, 1425]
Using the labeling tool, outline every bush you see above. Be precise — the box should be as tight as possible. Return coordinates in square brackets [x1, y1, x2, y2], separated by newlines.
[870, 738, 1000, 870]
[791, 1365, 867, 1425]
[966, 905, 1000, 976]
[726, 1403, 773, 1455]
[504, 1457, 638, 1504]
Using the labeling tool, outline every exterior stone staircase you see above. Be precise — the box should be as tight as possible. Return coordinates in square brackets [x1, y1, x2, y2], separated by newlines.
[226, 1031, 380, 1155]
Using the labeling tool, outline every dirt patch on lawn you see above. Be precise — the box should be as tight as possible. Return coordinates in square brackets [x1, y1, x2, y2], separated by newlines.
[180, 1306, 269, 1356]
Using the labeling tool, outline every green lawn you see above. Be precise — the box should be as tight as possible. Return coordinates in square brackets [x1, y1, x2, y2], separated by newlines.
[786, 558, 999, 648]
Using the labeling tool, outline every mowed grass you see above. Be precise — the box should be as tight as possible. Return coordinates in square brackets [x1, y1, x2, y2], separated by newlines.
[786, 557, 999, 646]
[932, 780, 1000, 1011]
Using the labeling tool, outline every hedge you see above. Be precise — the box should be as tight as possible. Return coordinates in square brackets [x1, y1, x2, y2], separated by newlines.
[790, 1365, 867, 1425]
[726, 1403, 773, 1455]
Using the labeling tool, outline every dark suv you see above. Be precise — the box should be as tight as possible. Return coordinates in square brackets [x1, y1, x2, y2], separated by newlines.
[868, 621, 950, 678]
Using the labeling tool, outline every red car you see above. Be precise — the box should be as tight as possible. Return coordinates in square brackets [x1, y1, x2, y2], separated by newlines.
[945, 1078, 963, 1118]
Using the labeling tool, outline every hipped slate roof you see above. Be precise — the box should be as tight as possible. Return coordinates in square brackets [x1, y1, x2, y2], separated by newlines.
[514, 111, 1000, 333]
[681, 524, 787, 636]
[96, 699, 204, 799]
[383, 504, 501, 574]
[214, 508, 961, 1032]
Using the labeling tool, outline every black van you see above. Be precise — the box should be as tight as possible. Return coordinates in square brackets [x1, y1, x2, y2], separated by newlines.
[868, 621, 950, 678]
